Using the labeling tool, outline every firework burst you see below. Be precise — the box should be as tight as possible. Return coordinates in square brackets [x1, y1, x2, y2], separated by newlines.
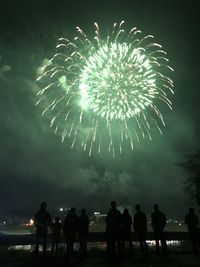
[36, 21, 174, 157]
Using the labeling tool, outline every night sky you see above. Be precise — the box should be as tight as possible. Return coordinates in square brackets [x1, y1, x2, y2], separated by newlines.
[0, 0, 199, 219]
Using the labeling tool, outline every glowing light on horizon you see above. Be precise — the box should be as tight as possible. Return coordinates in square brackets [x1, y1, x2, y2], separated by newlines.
[36, 21, 174, 157]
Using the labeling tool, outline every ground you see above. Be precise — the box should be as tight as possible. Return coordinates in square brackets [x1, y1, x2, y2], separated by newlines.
[0, 245, 200, 267]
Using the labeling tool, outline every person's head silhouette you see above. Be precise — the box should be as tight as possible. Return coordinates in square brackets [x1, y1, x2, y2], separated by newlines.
[70, 207, 76, 214]
[40, 201, 47, 210]
[135, 204, 141, 212]
[189, 207, 194, 214]
[153, 204, 159, 212]
[111, 201, 116, 209]
[81, 208, 86, 215]
[123, 208, 129, 215]
[55, 217, 60, 223]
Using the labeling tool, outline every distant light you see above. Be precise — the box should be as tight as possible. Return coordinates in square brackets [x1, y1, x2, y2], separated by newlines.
[59, 208, 63, 212]
[167, 240, 180, 245]
[94, 212, 100, 215]
[3, 221, 6, 224]
[179, 223, 182, 226]
[147, 240, 181, 246]
[26, 219, 34, 226]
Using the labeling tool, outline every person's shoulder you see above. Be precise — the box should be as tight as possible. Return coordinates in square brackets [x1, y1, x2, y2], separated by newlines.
[141, 212, 146, 217]
[107, 209, 113, 217]
[45, 210, 51, 216]
[160, 212, 166, 217]
[134, 212, 141, 219]
[34, 210, 39, 216]
[107, 209, 112, 214]
[75, 214, 79, 220]
[35, 209, 42, 216]
[139, 211, 146, 217]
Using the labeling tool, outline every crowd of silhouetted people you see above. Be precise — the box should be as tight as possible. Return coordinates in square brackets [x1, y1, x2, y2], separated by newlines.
[34, 202, 89, 259]
[33, 201, 200, 260]
[105, 201, 167, 257]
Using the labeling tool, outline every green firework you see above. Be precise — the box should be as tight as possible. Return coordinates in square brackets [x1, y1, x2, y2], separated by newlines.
[36, 21, 174, 156]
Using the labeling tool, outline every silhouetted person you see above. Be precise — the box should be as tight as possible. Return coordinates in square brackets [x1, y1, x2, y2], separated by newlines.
[185, 208, 200, 254]
[78, 209, 89, 259]
[63, 207, 79, 260]
[105, 201, 122, 256]
[34, 201, 51, 257]
[133, 204, 148, 257]
[51, 216, 62, 253]
[121, 208, 132, 255]
[151, 204, 167, 255]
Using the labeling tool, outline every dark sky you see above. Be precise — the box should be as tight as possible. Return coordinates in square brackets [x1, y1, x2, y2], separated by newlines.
[0, 0, 199, 219]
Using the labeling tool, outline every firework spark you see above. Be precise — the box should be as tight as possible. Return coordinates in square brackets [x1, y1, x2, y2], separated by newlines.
[36, 21, 174, 156]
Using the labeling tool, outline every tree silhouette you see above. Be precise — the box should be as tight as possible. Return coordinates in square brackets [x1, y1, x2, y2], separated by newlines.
[177, 150, 200, 206]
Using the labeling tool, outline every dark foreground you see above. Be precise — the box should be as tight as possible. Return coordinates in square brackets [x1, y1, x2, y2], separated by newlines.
[0, 246, 200, 267]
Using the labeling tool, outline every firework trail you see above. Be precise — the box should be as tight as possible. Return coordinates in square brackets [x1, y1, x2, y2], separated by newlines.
[36, 21, 174, 157]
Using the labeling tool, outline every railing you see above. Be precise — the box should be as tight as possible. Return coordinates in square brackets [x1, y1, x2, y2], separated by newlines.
[0, 232, 190, 247]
